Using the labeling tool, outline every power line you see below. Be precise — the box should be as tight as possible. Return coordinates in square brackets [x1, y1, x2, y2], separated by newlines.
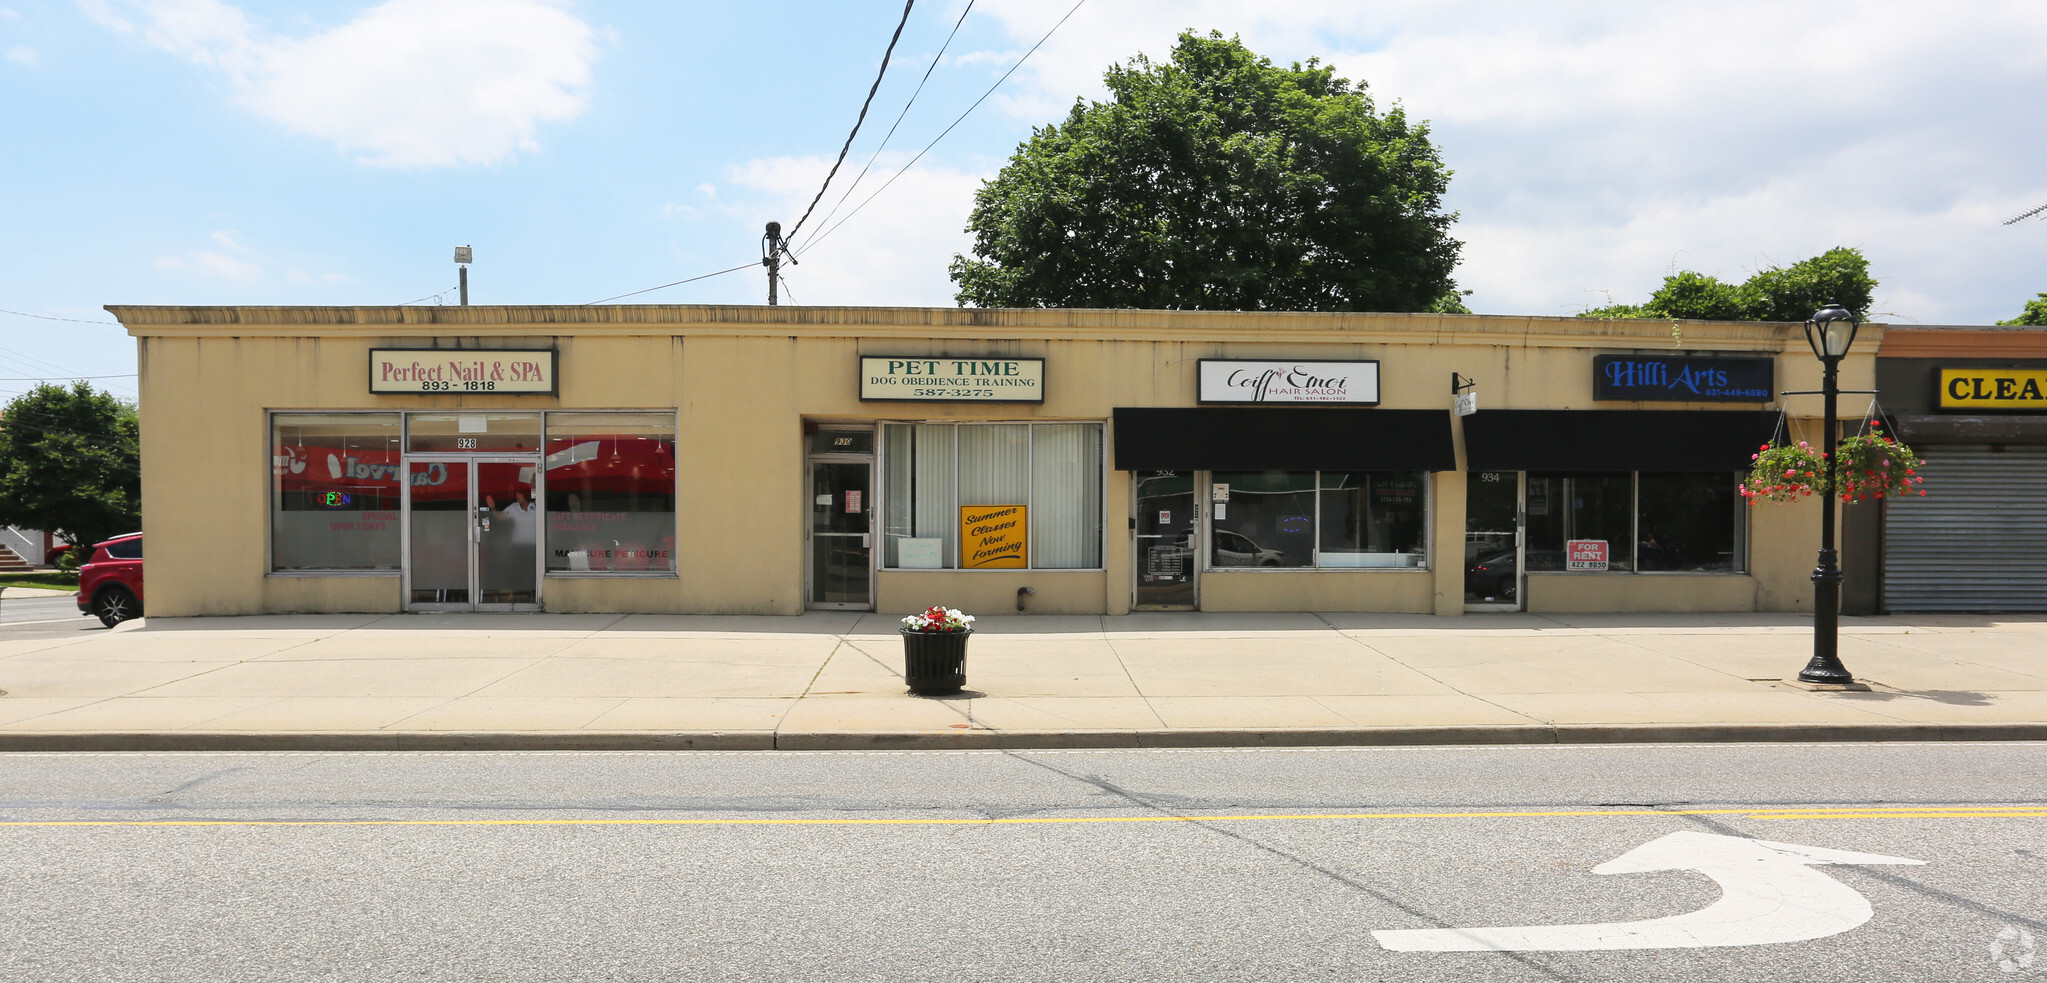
[783, 0, 919, 244]
[395, 285, 459, 306]
[0, 374, 136, 381]
[800, 0, 978, 245]
[0, 307, 120, 326]
[797, 0, 1090, 257]
[585, 261, 759, 305]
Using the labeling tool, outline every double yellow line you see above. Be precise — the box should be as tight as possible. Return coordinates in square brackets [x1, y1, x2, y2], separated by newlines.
[0, 804, 2038, 828]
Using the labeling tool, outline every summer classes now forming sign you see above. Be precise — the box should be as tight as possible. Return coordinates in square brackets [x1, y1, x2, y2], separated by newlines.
[860, 357, 1045, 403]
[959, 505, 1027, 568]
[370, 350, 557, 395]
[1940, 368, 2047, 409]
[1197, 359, 1380, 404]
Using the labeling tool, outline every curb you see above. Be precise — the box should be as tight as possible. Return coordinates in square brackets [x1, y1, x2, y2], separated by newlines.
[2, 722, 2045, 752]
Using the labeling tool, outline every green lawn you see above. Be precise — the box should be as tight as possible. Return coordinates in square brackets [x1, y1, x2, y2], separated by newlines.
[0, 572, 79, 592]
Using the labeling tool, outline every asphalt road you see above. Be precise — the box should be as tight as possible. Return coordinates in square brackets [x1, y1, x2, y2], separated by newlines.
[0, 744, 2041, 981]
[0, 595, 98, 640]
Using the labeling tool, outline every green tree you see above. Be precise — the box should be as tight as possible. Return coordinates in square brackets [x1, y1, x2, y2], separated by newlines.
[1581, 247, 1877, 321]
[0, 382, 140, 550]
[949, 31, 1462, 312]
[1997, 293, 2047, 326]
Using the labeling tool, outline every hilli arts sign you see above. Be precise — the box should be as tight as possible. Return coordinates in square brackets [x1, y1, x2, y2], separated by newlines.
[1939, 368, 2047, 409]
[1593, 354, 1773, 402]
[370, 349, 557, 394]
[860, 357, 1045, 403]
[1197, 359, 1380, 404]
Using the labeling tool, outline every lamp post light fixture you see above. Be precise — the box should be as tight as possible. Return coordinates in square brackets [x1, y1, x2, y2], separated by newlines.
[1797, 301, 1860, 684]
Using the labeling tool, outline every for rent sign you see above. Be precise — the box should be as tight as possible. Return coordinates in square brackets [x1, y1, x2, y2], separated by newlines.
[1566, 540, 1610, 572]
[959, 505, 1028, 568]
[370, 350, 557, 394]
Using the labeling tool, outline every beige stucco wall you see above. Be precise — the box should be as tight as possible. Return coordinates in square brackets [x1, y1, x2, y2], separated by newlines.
[114, 305, 1878, 618]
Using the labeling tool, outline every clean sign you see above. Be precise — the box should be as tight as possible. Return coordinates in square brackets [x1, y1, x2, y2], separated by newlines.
[370, 349, 556, 395]
[1197, 359, 1380, 404]
[1940, 368, 2047, 408]
[860, 357, 1044, 403]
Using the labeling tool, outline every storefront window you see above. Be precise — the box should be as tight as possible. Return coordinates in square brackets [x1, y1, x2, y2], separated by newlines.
[542, 412, 676, 574]
[271, 413, 402, 571]
[1638, 472, 1743, 572]
[1524, 472, 1745, 573]
[881, 422, 1103, 569]
[1212, 471, 1430, 569]
[1526, 473, 1634, 572]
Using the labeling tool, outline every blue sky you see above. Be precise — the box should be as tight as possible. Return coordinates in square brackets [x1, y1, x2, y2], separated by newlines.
[5, 0, 2047, 400]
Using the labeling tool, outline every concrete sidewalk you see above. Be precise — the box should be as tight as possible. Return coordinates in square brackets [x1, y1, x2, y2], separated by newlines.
[1, 611, 2044, 750]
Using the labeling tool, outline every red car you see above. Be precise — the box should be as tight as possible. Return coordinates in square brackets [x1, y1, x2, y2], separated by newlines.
[76, 533, 144, 628]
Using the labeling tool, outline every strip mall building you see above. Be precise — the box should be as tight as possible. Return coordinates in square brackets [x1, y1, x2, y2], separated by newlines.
[114, 304, 1880, 618]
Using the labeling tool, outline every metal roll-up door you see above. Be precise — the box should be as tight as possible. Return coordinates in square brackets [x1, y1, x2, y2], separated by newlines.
[1884, 445, 2047, 612]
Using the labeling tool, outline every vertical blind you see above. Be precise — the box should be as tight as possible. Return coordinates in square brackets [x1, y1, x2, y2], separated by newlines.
[882, 422, 1103, 569]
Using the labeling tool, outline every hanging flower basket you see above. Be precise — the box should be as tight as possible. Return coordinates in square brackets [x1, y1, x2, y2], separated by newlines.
[1740, 440, 1829, 504]
[899, 606, 975, 695]
[1835, 422, 1926, 502]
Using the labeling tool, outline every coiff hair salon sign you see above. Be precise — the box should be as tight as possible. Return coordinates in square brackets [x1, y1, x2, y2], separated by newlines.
[1198, 359, 1380, 404]
[369, 349, 557, 395]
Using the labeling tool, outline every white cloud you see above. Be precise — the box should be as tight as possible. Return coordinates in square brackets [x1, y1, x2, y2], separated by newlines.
[696, 182, 717, 198]
[156, 250, 260, 284]
[4, 45, 35, 66]
[84, 0, 600, 167]
[727, 154, 986, 306]
[929, 0, 2047, 322]
[209, 229, 248, 252]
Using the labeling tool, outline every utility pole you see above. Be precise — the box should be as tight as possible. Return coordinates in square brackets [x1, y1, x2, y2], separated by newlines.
[761, 222, 794, 306]
[454, 245, 472, 305]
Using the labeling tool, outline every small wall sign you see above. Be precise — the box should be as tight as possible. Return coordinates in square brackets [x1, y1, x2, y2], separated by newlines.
[960, 505, 1028, 568]
[860, 357, 1044, 403]
[370, 349, 556, 395]
[1939, 368, 2047, 409]
[1198, 359, 1380, 404]
[1592, 354, 1772, 402]
[1566, 539, 1610, 571]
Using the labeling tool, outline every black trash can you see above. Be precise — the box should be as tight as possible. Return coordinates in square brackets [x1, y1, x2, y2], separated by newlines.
[900, 628, 971, 695]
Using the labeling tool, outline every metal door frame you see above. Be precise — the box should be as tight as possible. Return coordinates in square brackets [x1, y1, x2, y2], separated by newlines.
[401, 455, 545, 613]
[1132, 469, 1200, 611]
[805, 453, 876, 611]
[1464, 470, 1525, 613]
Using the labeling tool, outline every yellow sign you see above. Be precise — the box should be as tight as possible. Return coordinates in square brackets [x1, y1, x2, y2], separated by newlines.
[1940, 368, 2047, 409]
[959, 505, 1028, 568]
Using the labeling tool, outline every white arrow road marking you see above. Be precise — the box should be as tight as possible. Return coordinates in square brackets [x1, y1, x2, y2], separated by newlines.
[1373, 830, 1924, 952]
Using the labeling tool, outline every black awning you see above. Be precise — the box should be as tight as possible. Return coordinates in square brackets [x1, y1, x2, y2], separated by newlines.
[1112, 407, 1456, 472]
[1462, 410, 1778, 472]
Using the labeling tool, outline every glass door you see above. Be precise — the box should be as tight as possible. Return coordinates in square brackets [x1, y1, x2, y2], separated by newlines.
[1134, 471, 1197, 609]
[405, 458, 541, 612]
[1464, 470, 1522, 610]
[808, 458, 873, 609]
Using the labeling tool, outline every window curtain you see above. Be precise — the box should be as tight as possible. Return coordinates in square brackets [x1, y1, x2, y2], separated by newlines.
[1031, 424, 1103, 569]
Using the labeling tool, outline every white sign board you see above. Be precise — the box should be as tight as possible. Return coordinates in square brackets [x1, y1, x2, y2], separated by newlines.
[370, 349, 556, 395]
[860, 357, 1044, 403]
[1197, 359, 1380, 404]
[1454, 391, 1478, 417]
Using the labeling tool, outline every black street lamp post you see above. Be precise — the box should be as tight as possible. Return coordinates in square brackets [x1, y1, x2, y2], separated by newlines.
[1797, 302, 1860, 684]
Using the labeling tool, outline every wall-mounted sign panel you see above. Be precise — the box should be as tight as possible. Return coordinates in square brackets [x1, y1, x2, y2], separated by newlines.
[959, 505, 1028, 568]
[1939, 368, 2047, 409]
[860, 357, 1044, 403]
[370, 349, 557, 395]
[1197, 359, 1380, 404]
[1593, 354, 1773, 402]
